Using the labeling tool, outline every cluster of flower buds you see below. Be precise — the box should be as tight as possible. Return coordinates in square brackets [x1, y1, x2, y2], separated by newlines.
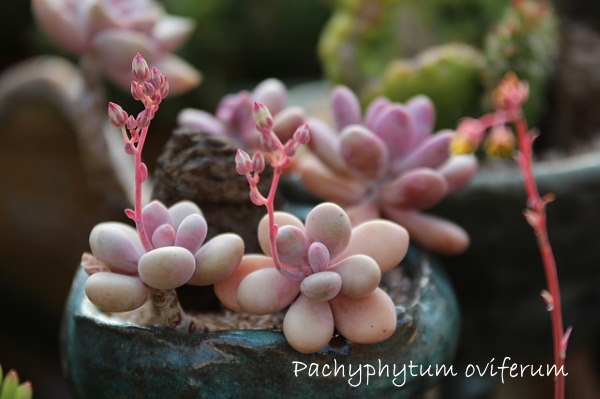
[32, 0, 200, 94]
[107, 53, 169, 155]
[452, 72, 530, 158]
[234, 101, 310, 208]
[178, 79, 306, 149]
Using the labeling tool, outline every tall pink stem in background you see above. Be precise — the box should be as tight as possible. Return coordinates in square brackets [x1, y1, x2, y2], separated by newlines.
[455, 73, 569, 399]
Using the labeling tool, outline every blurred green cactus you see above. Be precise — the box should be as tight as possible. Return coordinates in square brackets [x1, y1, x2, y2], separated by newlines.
[0, 365, 32, 399]
[319, 0, 558, 128]
[483, 0, 558, 123]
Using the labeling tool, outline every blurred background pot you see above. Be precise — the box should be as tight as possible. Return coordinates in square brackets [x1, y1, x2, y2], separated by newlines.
[62, 248, 459, 398]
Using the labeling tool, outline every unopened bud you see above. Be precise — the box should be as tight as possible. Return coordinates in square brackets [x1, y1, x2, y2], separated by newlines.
[126, 115, 137, 131]
[131, 81, 145, 101]
[136, 109, 152, 128]
[144, 82, 156, 97]
[150, 67, 163, 88]
[235, 149, 253, 175]
[253, 101, 273, 132]
[132, 53, 150, 82]
[257, 131, 278, 153]
[451, 118, 485, 155]
[160, 79, 169, 99]
[284, 140, 299, 157]
[293, 124, 310, 145]
[484, 125, 515, 158]
[252, 152, 265, 173]
[108, 102, 128, 127]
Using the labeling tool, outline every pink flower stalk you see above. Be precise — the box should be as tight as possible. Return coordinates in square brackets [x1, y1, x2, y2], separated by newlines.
[83, 55, 243, 329]
[177, 79, 306, 149]
[452, 72, 570, 399]
[296, 86, 478, 255]
[32, 0, 200, 94]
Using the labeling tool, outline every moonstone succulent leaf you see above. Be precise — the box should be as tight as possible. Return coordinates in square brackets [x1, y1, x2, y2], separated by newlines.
[137, 246, 195, 289]
[304, 203, 352, 258]
[188, 234, 244, 286]
[175, 213, 207, 253]
[85, 272, 149, 312]
[332, 254, 381, 298]
[275, 226, 308, 268]
[89, 222, 144, 273]
[283, 295, 335, 354]
[237, 268, 301, 315]
[299, 271, 342, 302]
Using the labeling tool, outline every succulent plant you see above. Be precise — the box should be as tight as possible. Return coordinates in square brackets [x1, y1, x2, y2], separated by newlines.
[295, 85, 478, 255]
[84, 200, 243, 312]
[82, 54, 243, 330]
[215, 205, 408, 354]
[32, 0, 200, 94]
[0, 365, 32, 399]
[215, 100, 411, 354]
[177, 78, 306, 149]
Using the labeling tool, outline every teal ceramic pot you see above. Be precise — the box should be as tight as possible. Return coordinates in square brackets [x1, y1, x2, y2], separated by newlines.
[432, 152, 600, 363]
[62, 250, 459, 399]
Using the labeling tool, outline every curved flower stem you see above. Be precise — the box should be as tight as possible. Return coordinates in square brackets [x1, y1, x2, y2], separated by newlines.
[132, 128, 153, 252]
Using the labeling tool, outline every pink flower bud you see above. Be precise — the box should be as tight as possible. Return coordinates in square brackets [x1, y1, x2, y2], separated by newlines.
[293, 124, 310, 145]
[235, 149, 253, 175]
[150, 67, 164, 89]
[253, 101, 273, 132]
[108, 102, 128, 127]
[131, 81, 145, 101]
[126, 115, 137, 131]
[284, 140, 299, 157]
[132, 53, 150, 82]
[257, 131, 278, 153]
[144, 82, 156, 97]
[252, 152, 265, 173]
[136, 109, 152, 128]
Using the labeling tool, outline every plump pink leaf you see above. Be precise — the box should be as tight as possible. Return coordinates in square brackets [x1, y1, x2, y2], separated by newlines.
[237, 268, 301, 314]
[308, 242, 330, 273]
[273, 106, 305, 143]
[364, 97, 391, 130]
[175, 214, 207, 253]
[89, 222, 144, 273]
[283, 295, 334, 354]
[331, 85, 362, 130]
[85, 272, 149, 312]
[438, 154, 478, 193]
[306, 117, 348, 176]
[214, 255, 274, 312]
[258, 212, 304, 257]
[332, 255, 381, 298]
[300, 271, 342, 302]
[392, 130, 455, 175]
[383, 206, 469, 255]
[305, 203, 352, 258]
[379, 168, 448, 210]
[168, 200, 203, 229]
[138, 246, 195, 289]
[153, 16, 195, 52]
[276, 225, 308, 268]
[188, 234, 244, 286]
[32, 0, 85, 54]
[406, 95, 436, 141]
[151, 223, 176, 248]
[252, 78, 287, 116]
[177, 108, 224, 135]
[339, 125, 389, 179]
[330, 288, 397, 344]
[142, 201, 174, 242]
[297, 155, 367, 205]
[371, 104, 417, 157]
[338, 220, 408, 272]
